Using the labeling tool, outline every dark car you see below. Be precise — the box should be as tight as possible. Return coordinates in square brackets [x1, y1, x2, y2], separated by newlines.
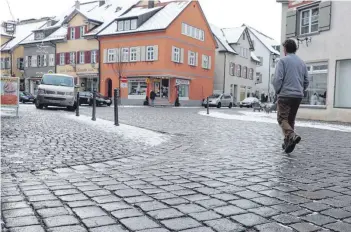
[20, 91, 35, 103]
[78, 92, 112, 106]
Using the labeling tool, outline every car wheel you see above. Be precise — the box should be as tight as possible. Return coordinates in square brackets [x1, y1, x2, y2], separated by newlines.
[21, 99, 26, 104]
[107, 103, 111, 107]
[217, 102, 221, 108]
[35, 100, 43, 109]
[229, 103, 233, 109]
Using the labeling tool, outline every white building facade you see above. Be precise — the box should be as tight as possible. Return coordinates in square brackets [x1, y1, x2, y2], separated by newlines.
[211, 25, 260, 103]
[246, 26, 280, 102]
[277, 0, 351, 122]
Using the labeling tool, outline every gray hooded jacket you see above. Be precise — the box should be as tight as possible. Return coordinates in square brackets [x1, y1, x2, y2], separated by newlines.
[273, 53, 309, 98]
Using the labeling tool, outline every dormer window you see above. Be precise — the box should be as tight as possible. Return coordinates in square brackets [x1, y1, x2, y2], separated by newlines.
[131, 19, 137, 30]
[117, 18, 138, 32]
[124, 20, 130, 31]
[117, 21, 124, 31]
[5, 23, 15, 33]
[35, 32, 45, 40]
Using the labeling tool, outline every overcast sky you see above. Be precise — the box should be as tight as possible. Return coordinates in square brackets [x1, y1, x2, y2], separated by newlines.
[0, 0, 282, 42]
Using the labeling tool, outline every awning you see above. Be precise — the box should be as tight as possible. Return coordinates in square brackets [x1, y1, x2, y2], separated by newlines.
[77, 73, 99, 79]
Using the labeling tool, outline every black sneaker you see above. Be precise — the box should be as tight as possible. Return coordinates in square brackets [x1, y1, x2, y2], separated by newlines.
[284, 134, 302, 154]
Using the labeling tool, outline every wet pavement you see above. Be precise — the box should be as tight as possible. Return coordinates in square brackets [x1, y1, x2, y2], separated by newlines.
[1, 104, 351, 232]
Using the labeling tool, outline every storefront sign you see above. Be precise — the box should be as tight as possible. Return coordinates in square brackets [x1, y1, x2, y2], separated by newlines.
[176, 79, 190, 85]
[129, 78, 147, 82]
[76, 67, 97, 73]
[1, 76, 19, 107]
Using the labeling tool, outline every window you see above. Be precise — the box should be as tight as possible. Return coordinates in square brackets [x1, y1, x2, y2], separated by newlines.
[182, 23, 204, 41]
[195, 28, 200, 40]
[236, 64, 241, 77]
[70, 52, 75, 64]
[48, 54, 54, 66]
[128, 79, 147, 98]
[173, 47, 180, 63]
[200, 30, 204, 41]
[182, 23, 186, 35]
[302, 62, 328, 106]
[79, 51, 85, 64]
[122, 48, 129, 62]
[32, 56, 37, 67]
[256, 72, 262, 83]
[257, 56, 263, 66]
[0, 58, 4, 69]
[249, 68, 254, 80]
[300, 7, 319, 35]
[229, 62, 235, 76]
[242, 66, 247, 78]
[70, 27, 75, 40]
[124, 20, 131, 31]
[335, 59, 351, 108]
[108, 49, 116, 62]
[191, 27, 196, 38]
[146, 46, 154, 61]
[60, 53, 65, 65]
[188, 51, 195, 66]
[178, 84, 189, 99]
[80, 26, 84, 38]
[37, 55, 42, 67]
[131, 19, 137, 30]
[91, 51, 97, 64]
[35, 32, 45, 40]
[130, 47, 137, 62]
[17, 58, 24, 70]
[186, 25, 191, 36]
[4, 58, 11, 69]
[202, 55, 209, 69]
[117, 21, 124, 31]
[28, 56, 32, 67]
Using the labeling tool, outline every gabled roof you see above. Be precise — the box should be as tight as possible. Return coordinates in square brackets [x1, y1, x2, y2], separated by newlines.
[221, 26, 246, 44]
[210, 24, 237, 54]
[98, 0, 192, 36]
[246, 25, 280, 55]
[118, 6, 163, 19]
[1, 19, 48, 51]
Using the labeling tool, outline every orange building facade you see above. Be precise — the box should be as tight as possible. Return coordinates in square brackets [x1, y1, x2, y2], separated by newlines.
[98, 0, 216, 105]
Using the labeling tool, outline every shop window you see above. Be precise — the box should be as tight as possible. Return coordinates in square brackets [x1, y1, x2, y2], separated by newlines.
[334, 59, 351, 108]
[128, 79, 147, 99]
[301, 62, 328, 106]
[178, 84, 189, 99]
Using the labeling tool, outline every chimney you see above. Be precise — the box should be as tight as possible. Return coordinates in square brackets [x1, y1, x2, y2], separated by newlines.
[75, 0, 80, 9]
[99, 0, 105, 7]
[148, 0, 154, 8]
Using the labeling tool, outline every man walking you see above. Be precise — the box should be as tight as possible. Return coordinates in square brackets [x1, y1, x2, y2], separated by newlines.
[273, 39, 309, 153]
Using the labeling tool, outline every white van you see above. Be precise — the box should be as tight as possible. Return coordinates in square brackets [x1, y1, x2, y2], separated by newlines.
[35, 73, 78, 111]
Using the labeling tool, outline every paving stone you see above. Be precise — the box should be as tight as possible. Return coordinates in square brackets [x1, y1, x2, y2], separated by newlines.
[138, 229, 170, 232]
[47, 225, 87, 232]
[32, 200, 63, 209]
[121, 216, 159, 231]
[90, 225, 127, 232]
[180, 227, 215, 232]
[183, 194, 210, 202]
[204, 218, 245, 232]
[92, 195, 120, 203]
[148, 208, 183, 220]
[1, 196, 24, 203]
[100, 202, 132, 211]
[124, 195, 154, 203]
[189, 211, 222, 221]
[195, 199, 227, 209]
[249, 206, 281, 217]
[235, 190, 263, 199]
[27, 194, 57, 202]
[84, 189, 111, 197]
[252, 196, 283, 206]
[175, 204, 206, 214]
[272, 214, 301, 224]
[5, 216, 39, 228]
[82, 216, 116, 228]
[3, 208, 34, 218]
[325, 221, 351, 232]
[66, 200, 95, 208]
[301, 202, 331, 212]
[54, 189, 80, 196]
[1, 202, 29, 210]
[72, 206, 107, 219]
[23, 189, 51, 196]
[230, 199, 261, 209]
[59, 194, 88, 202]
[114, 189, 143, 197]
[44, 215, 79, 227]
[111, 208, 143, 219]
[9, 225, 45, 232]
[37, 207, 69, 218]
[302, 213, 337, 226]
[162, 217, 201, 230]
[231, 213, 269, 227]
[321, 208, 351, 219]
[137, 201, 168, 211]
[212, 193, 239, 201]
[290, 209, 312, 217]
[255, 222, 293, 232]
[213, 205, 247, 216]
[272, 204, 302, 213]
[290, 222, 321, 232]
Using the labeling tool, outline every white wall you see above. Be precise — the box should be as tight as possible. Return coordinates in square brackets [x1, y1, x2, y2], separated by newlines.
[281, 1, 351, 122]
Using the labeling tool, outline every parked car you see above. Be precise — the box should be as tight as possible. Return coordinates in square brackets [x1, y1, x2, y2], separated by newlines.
[203, 93, 233, 108]
[240, 97, 261, 108]
[78, 92, 112, 106]
[20, 91, 35, 103]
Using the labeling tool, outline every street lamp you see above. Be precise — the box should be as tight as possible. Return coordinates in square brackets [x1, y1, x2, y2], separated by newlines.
[268, 52, 277, 102]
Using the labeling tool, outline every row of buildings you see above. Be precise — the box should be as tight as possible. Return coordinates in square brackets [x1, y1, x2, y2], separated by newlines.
[1, 0, 280, 107]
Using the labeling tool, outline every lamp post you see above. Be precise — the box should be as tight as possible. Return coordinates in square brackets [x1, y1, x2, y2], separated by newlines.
[268, 52, 277, 102]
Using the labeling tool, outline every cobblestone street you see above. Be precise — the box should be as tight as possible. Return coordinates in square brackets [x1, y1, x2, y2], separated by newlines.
[2, 105, 351, 232]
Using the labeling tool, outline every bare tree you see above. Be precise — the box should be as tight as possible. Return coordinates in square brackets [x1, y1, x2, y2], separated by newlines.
[108, 45, 126, 103]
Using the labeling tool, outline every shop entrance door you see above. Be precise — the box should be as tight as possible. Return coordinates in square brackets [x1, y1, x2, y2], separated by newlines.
[160, 79, 169, 99]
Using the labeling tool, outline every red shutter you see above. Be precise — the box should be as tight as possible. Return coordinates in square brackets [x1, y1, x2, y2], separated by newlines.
[75, 27, 80, 39]
[86, 51, 91, 63]
[56, 54, 60, 65]
[96, 50, 99, 64]
[65, 52, 70, 64]
[85, 25, 88, 33]
[76, 51, 79, 64]
[67, 27, 70, 40]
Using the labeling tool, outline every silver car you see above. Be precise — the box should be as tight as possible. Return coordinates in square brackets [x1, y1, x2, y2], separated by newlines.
[35, 73, 78, 111]
[203, 93, 233, 108]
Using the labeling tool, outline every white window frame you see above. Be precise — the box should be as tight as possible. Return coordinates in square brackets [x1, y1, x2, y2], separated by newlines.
[91, 50, 97, 64]
[173, 47, 180, 63]
[131, 19, 137, 30]
[49, 54, 54, 66]
[122, 48, 129, 62]
[202, 55, 209, 69]
[146, 46, 155, 61]
[60, 53, 65, 65]
[186, 24, 191, 36]
[79, 51, 85, 64]
[108, 49, 116, 62]
[300, 7, 319, 35]
[195, 28, 200, 40]
[80, 26, 84, 38]
[130, 47, 137, 62]
[191, 27, 196, 38]
[117, 21, 124, 31]
[70, 27, 75, 40]
[188, 51, 195, 66]
[70, 52, 75, 64]
[124, 20, 131, 31]
[28, 56, 32, 67]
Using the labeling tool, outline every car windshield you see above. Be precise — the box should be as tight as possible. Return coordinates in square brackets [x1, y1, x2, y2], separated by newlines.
[209, 94, 220, 98]
[41, 75, 74, 87]
[22, 91, 31, 96]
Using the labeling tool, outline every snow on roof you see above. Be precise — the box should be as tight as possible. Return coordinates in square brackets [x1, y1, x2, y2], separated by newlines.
[1, 22, 13, 37]
[118, 6, 162, 19]
[247, 26, 280, 55]
[1, 19, 48, 51]
[42, 26, 68, 42]
[210, 24, 237, 54]
[251, 52, 260, 62]
[221, 26, 245, 44]
[99, 1, 191, 36]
